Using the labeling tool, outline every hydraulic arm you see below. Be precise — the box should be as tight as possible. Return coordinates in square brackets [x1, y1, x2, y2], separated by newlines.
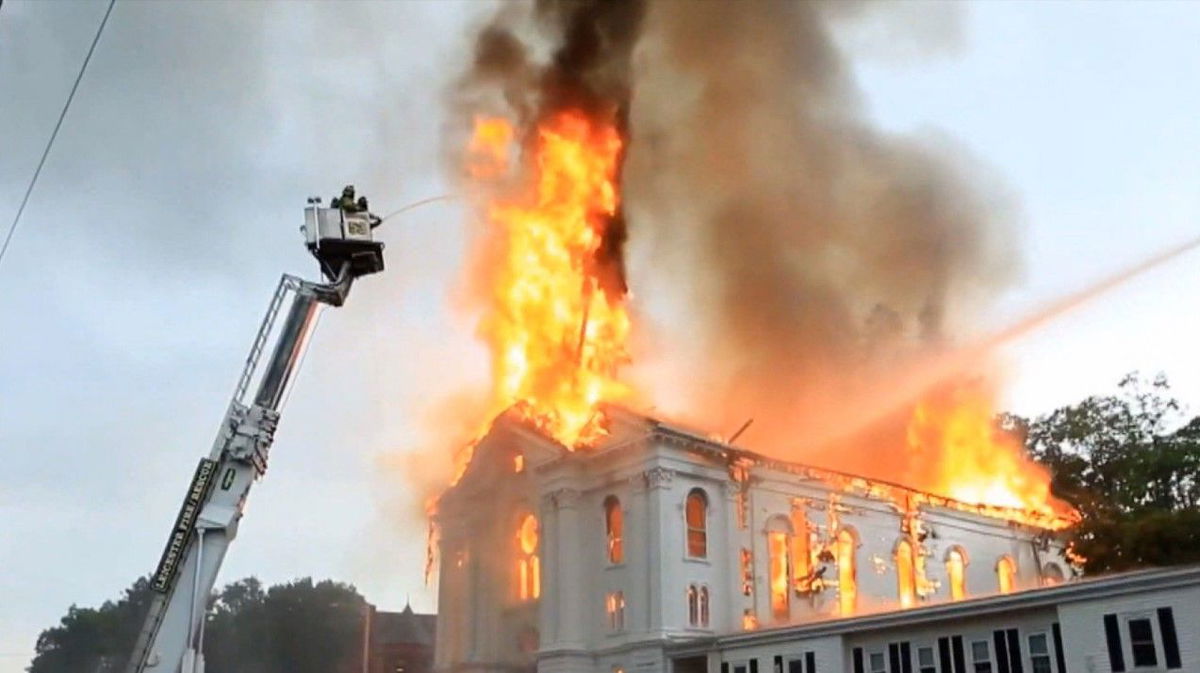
[126, 198, 385, 673]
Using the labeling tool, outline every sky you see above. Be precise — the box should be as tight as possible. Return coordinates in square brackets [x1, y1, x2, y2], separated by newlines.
[1, 2, 1198, 671]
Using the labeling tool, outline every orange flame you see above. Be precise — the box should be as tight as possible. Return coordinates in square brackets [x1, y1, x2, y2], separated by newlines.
[467, 110, 631, 448]
[906, 383, 1076, 525]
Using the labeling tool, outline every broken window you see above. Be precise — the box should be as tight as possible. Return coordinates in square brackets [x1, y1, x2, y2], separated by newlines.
[517, 513, 540, 601]
[896, 539, 916, 608]
[604, 495, 624, 564]
[996, 556, 1016, 595]
[767, 517, 791, 621]
[836, 528, 858, 616]
[946, 547, 967, 600]
[686, 489, 708, 558]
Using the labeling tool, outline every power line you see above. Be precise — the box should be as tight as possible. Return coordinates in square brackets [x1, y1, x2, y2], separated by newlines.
[0, 0, 116, 271]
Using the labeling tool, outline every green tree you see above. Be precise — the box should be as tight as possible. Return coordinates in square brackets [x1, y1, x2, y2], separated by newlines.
[28, 577, 153, 673]
[1019, 374, 1200, 573]
[28, 577, 366, 673]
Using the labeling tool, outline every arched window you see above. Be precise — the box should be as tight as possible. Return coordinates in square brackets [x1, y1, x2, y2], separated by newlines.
[604, 496, 624, 564]
[1041, 562, 1064, 586]
[836, 528, 858, 616]
[896, 539, 917, 608]
[517, 513, 540, 601]
[686, 585, 698, 626]
[699, 585, 710, 627]
[996, 556, 1016, 595]
[790, 509, 811, 592]
[685, 489, 708, 558]
[766, 516, 792, 621]
[946, 547, 967, 600]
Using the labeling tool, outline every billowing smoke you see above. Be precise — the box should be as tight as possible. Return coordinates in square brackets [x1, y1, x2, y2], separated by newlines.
[446, 0, 1023, 490]
[622, 1, 1019, 481]
[448, 0, 647, 301]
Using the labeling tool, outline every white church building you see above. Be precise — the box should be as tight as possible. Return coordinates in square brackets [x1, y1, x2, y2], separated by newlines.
[433, 409, 1199, 673]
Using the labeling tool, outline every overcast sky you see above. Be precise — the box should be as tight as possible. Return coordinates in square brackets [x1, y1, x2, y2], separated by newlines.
[2, 2, 1199, 671]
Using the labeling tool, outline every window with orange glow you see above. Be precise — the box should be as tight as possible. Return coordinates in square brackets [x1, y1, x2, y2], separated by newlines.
[685, 489, 707, 558]
[513, 454, 525, 473]
[1041, 562, 1064, 586]
[790, 510, 810, 592]
[517, 514, 540, 601]
[896, 539, 917, 608]
[605, 591, 625, 631]
[946, 547, 967, 600]
[767, 528, 791, 621]
[997, 556, 1016, 594]
[837, 528, 857, 616]
[604, 496, 624, 564]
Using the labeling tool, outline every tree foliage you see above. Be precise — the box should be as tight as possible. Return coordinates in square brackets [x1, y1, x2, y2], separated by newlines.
[28, 577, 365, 673]
[1015, 373, 1200, 573]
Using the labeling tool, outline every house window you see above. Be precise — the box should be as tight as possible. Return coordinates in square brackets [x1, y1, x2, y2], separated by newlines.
[836, 528, 858, 616]
[685, 584, 709, 627]
[687, 585, 698, 626]
[946, 547, 967, 600]
[917, 646, 936, 673]
[1041, 562, 1064, 586]
[896, 539, 917, 608]
[604, 496, 624, 564]
[767, 517, 792, 621]
[516, 513, 540, 601]
[741, 548, 754, 596]
[1128, 617, 1158, 668]
[971, 640, 992, 673]
[868, 652, 886, 673]
[996, 556, 1016, 595]
[1028, 633, 1052, 673]
[513, 454, 524, 473]
[605, 591, 625, 631]
[686, 489, 708, 558]
[790, 509, 811, 592]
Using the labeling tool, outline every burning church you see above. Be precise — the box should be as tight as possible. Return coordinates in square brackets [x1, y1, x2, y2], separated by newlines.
[424, 3, 1200, 673]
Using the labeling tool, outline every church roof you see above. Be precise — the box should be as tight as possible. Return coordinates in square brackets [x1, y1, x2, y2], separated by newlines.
[372, 603, 437, 646]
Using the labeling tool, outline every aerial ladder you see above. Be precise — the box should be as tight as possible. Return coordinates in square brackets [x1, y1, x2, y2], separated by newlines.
[126, 195, 387, 673]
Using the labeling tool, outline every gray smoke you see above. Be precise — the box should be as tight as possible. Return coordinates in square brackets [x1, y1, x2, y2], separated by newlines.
[622, 1, 1019, 472]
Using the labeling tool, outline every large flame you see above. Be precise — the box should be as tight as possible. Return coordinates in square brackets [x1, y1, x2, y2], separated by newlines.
[905, 383, 1076, 524]
[467, 110, 631, 448]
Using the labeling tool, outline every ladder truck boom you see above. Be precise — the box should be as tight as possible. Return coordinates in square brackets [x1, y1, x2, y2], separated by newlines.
[126, 196, 386, 673]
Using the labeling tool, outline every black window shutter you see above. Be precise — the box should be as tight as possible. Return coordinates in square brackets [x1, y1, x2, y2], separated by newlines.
[994, 631, 1011, 673]
[750, 659, 759, 673]
[1006, 629, 1023, 673]
[1103, 613, 1126, 672]
[890, 643, 902, 673]
[901, 642, 913, 673]
[952, 636, 966, 673]
[788, 660, 803, 673]
[806, 651, 816, 673]
[1157, 607, 1182, 669]
[1051, 623, 1066, 673]
[853, 648, 865, 673]
[722, 663, 729, 673]
[938, 637, 953, 673]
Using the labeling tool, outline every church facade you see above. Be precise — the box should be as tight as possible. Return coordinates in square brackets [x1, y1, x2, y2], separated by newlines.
[433, 410, 1196, 673]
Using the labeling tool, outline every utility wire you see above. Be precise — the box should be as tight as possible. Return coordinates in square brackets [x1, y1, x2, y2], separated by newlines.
[0, 0, 116, 271]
